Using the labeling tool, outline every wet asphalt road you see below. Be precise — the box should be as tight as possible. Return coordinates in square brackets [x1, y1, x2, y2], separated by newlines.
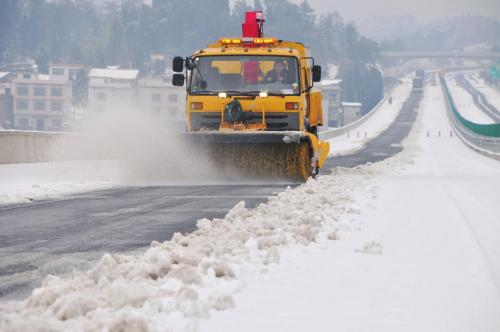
[0, 84, 422, 301]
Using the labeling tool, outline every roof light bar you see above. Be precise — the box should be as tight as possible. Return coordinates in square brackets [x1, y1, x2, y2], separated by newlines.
[219, 38, 276, 45]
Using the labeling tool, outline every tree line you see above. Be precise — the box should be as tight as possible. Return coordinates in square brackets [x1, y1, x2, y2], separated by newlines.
[0, 0, 383, 113]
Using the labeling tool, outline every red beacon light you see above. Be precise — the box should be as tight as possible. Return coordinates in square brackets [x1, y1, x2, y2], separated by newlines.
[242, 11, 265, 38]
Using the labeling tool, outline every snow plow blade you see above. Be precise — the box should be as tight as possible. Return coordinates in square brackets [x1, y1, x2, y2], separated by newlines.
[183, 131, 328, 182]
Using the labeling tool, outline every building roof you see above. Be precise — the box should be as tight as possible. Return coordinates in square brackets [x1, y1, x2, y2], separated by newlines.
[89, 68, 139, 80]
[0, 72, 10, 80]
[342, 102, 362, 107]
[49, 63, 84, 68]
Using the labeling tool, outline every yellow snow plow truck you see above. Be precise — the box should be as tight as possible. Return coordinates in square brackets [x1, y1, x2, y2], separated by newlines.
[172, 11, 329, 181]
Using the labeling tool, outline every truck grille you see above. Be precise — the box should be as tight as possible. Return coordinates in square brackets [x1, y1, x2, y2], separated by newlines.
[190, 112, 299, 131]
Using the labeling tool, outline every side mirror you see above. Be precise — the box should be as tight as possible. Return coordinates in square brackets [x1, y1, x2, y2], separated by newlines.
[173, 56, 184, 73]
[312, 65, 322, 83]
[172, 73, 185, 86]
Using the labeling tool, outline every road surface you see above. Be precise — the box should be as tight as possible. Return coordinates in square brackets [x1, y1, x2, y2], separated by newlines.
[0, 88, 423, 301]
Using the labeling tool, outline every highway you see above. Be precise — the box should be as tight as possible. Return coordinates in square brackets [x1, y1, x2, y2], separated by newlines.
[454, 73, 500, 122]
[0, 88, 422, 301]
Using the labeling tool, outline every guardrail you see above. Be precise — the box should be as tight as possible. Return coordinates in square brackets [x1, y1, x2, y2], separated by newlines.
[441, 75, 500, 157]
[319, 89, 391, 140]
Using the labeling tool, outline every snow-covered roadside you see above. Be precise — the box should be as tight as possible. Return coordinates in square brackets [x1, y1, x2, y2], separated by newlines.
[327, 78, 412, 157]
[1, 157, 379, 330]
[0, 161, 120, 205]
[445, 74, 494, 124]
[198, 82, 500, 331]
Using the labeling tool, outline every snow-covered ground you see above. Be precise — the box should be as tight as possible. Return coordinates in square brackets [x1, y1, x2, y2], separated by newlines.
[198, 82, 500, 332]
[326, 78, 412, 157]
[0, 161, 119, 205]
[2, 80, 500, 331]
[466, 72, 500, 110]
[445, 74, 494, 124]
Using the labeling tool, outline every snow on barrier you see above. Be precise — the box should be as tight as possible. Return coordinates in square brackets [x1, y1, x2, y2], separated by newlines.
[0, 130, 62, 164]
[319, 94, 388, 140]
[441, 75, 500, 156]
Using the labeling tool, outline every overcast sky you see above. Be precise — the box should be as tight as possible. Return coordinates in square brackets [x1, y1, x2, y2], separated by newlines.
[288, 0, 500, 23]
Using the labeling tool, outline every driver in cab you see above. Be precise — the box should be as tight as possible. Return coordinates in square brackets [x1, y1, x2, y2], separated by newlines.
[264, 60, 290, 84]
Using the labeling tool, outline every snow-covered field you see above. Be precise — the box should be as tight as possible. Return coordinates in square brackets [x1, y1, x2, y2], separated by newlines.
[0, 161, 118, 205]
[326, 78, 412, 157]
[445, 74, 494, 124]
[2, 81, 500, 332]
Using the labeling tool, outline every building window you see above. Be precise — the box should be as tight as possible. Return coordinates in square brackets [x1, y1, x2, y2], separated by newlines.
[97, 93, 106, 101]
[16, 85, 29, 96]
[168, 107, 177, 117]
[51, 68, 64, 76]
[36, 119, 45, 131]
[52, 119, 62, 130]
[34, 86, 46, 97]
[151, 106, 161, 113]
[18, 118, 29, 129]
[16, 99, 29, 111]
[152, 93, 161, 103]
[51, 87, 62, 97]
[34, 100, 46, 111]
[22, 73, 31, 79]
[68, 69, 80, 80]
[168, 94, 178, 103]
[51, 100, 63, 112]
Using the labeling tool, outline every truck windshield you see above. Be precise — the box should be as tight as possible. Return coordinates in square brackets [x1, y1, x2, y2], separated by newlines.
[189, 55, 299, 96]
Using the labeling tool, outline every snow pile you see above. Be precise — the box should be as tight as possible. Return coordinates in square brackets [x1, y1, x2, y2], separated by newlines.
[0, 166, 376, 331]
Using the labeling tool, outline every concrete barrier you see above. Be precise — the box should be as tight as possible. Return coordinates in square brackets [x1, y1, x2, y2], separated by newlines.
[319, 94, 388, 140]
[0, 130, 64, 164]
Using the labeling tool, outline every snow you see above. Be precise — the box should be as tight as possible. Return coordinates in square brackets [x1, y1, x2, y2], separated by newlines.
[1, 76, 500, 331]
[0, 72, 10, 80]
[88, 68, 139, 80]
[465, 73, 500, 111]
[0, 161, 118, 205]
[198, 77, 500, 332]
[444, 74, 494, 124]
[0, 161, 378, 331]
[326, 78, 412, 157]
[341, 101, 362, 107]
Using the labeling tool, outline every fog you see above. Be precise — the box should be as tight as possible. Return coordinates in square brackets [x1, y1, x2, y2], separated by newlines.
[288, 0, 500, 22]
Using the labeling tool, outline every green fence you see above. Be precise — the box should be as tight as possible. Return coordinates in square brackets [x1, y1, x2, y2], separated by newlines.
[441, 77, 500, 137]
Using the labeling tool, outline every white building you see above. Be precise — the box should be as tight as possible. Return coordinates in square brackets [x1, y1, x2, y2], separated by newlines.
[138, 77, 186, 129]
[319, 79, 342, 128]
[11, 65, 75, 131]
[88, 68, 140, 112]
[49, 63, 85, 81]
[341, 102, 362, 126]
